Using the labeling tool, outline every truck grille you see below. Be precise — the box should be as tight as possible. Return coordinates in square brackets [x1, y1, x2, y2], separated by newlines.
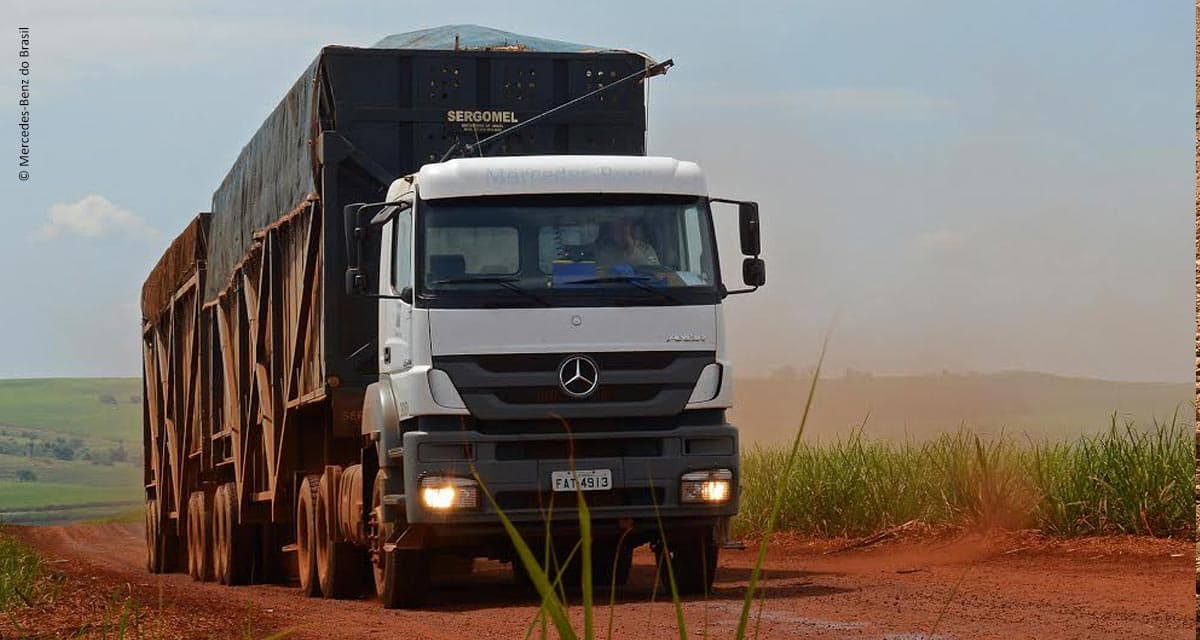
[432, 351, 715, 421]
[494, 487, 665, 511]
[494, 437, 663, 460]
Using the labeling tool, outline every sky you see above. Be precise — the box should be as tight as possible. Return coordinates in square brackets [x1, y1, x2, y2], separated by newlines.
[3, 0, 1194, 382]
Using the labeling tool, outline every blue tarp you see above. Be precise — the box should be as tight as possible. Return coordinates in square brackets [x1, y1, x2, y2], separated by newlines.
[372, 24, 612, 53]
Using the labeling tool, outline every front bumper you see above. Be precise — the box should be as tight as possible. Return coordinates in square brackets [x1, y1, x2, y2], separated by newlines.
[389, 424, 738, 534]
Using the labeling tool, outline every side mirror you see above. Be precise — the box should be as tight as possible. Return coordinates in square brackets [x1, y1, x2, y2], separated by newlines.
[738, 202, 760, 256]
[343, 203, 367, 295]
[742, 257, 765, 288]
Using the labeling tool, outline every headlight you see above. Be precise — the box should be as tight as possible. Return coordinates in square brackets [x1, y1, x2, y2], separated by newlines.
[419, 476, 479, 510]
[680, 468, 733, 504]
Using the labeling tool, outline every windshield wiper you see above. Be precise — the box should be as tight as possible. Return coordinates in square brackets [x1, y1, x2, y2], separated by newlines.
[565, 275, 682, 304]
[429, 276, 551, 307]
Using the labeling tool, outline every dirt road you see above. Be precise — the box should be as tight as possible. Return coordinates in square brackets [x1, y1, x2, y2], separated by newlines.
[4, 524, 1193, 639]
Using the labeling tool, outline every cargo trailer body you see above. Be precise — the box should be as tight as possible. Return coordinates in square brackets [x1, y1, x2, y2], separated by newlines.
[142, 31, 651, 577]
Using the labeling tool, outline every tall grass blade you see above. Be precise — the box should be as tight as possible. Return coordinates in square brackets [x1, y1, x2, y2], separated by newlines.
[735, 335, 828, 639]
[471, 468, 577, 640]
[575, 467, 594, 640]
[650, 486, 687, 640]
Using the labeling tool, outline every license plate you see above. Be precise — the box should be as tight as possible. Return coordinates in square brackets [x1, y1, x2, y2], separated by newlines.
[551, 469, 612, 492]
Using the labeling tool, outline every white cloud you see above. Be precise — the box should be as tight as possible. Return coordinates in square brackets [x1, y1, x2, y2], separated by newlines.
[38, 194, 156, 239]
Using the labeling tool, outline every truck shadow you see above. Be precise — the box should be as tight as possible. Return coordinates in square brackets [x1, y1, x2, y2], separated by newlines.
[417, 560, 854, 612]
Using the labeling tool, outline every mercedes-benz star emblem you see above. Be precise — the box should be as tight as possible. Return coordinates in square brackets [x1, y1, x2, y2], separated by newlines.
[558, 355, 599, 399]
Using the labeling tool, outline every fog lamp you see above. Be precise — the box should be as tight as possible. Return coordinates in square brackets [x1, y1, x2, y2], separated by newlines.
[680, 468, 733, 504]
[419, 476, 479, 510]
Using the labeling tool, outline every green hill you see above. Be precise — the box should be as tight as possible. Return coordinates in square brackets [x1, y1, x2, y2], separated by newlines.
[0, 378, 142, 524]
[0, 378, 141, 443]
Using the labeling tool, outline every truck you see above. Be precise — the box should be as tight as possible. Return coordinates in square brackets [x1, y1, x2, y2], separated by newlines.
[141, 25, 765, 608]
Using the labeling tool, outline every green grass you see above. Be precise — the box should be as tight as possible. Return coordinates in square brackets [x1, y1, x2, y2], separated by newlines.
[0, 378, 141, 444]
[0, 456, 143, 524]
[736, 415, 1194, 539]
[0, 482, 141, 511]
[0, 453, 141, 486]
[0, 533, 44, 611]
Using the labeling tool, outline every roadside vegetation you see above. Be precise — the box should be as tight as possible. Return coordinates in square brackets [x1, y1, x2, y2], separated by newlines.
[737, 414, 1193, 539]
[490, 346, 1191, 639]
[0, 531, 56, 612]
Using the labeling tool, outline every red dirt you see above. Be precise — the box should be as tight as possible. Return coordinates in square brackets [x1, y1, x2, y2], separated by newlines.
[2, 524, 1193, 639]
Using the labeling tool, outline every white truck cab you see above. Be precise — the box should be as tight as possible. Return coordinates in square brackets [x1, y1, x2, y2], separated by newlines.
[348, 154, 764, 605]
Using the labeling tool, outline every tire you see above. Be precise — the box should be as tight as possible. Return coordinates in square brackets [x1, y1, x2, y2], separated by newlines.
[185, 496, 197, 580]
[145, 499, 160, 573]
[317, 468, 366, 598]
[211, 488, 226, 582]
[213, 482, 250, 586]
[655, 527, 718, 596]
[370, 470, 428, 608]
[594, 539, 634, 589]
[296, 475, 321, 597]
[187, 493, 211, 581]
[547, 539, 634, 593]
[145, 499, 179, 574]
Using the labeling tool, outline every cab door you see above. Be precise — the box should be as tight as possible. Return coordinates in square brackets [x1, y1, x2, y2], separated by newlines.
[379, 201, 414, 374]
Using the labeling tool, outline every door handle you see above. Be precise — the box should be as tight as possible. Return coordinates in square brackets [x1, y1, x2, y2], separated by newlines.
[383, 347, 391, 364]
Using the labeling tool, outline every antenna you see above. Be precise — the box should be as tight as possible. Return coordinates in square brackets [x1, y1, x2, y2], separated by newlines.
[439, 58, 674, 162]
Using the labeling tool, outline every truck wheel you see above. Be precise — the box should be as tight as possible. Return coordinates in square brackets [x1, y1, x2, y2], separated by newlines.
[213, 482, 250, 585]
[655, 528, 718, 596]
[296, 475, 321, 597]
[370, 470, 428, 608]
[144, 500, 160, 573]
[546, 540, 633, 592]
[317, 468, 366, 598]
[187, 492, 211, 582]
[593, 539, 634, 589]
[145, 499, 178, 574]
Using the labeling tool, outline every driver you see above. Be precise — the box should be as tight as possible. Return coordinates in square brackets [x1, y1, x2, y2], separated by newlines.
[595, 217, 660, 268]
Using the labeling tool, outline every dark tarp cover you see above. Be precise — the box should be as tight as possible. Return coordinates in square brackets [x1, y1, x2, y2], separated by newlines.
[141, 214, 209, 321]
[205, 25, 648, 300]
[206, 65, 317, 300]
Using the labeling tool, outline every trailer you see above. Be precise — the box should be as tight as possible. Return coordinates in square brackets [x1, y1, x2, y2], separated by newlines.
[142, 25, 764, 606]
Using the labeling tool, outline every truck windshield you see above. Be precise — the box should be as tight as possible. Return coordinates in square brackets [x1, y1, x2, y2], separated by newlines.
[416, 194, 720, 307]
